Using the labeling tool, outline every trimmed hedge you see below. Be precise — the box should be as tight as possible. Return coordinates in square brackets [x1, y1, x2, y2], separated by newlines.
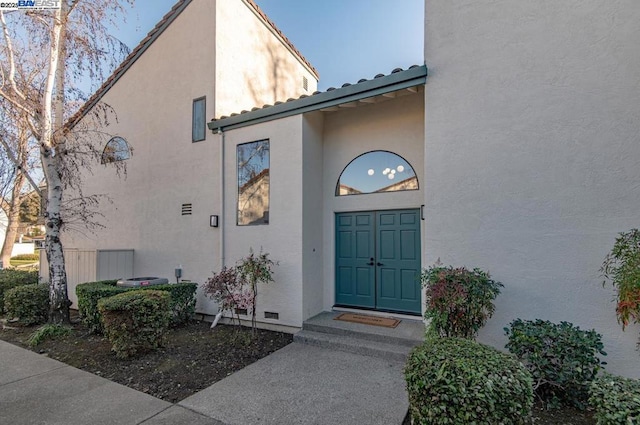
[0, 269, 39, 314]
[405, 337, 533, 424]
[589, 373, 640, 425]
[98, 290, 171, 358]
[4, 284, 49, 325]
[11, 253, 40, 261]
[76, 280, 124, 333]
[505, 319, 606, 409]
[76, 280, 197, 333]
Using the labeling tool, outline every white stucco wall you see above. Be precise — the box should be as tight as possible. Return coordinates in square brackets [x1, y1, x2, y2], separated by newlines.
[221, 115, 305, 328]
[424, 0, 640, 377]
[321, 93, 425, 312]
[215, 0, 318, 117]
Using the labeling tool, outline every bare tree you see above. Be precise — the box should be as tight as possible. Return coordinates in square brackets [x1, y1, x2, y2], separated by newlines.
[0, 0, 132, 323]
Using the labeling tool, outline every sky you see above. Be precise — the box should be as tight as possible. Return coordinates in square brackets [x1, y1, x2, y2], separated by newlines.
[114, 0, 424, 91]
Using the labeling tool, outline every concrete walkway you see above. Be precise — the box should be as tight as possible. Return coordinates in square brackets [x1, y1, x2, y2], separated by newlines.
[0, 337, 408, 425]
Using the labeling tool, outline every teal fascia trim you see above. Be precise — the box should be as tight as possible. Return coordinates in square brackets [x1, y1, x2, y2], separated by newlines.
[208, 65, 427, 133]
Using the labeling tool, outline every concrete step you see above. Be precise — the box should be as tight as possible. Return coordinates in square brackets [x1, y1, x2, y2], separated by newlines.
[294, 311, 425, 361]
[293, 330, 413, 362]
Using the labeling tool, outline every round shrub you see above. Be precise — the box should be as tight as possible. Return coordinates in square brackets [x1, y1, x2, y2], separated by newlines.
[589, 373, 640, 425]
[505, 319, 607, 410]
[98, 290, 171, 358]
[0, 269, 39, 314]
[4, 284, 49, 325]
[421, 265, 503, 339]
[405, 337, 533, 424]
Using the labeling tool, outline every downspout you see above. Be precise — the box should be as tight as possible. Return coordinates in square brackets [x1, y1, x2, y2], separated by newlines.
[211, 127, 225, 328]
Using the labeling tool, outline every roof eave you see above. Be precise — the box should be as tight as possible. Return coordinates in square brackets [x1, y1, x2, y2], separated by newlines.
[208, 65, 427, 134]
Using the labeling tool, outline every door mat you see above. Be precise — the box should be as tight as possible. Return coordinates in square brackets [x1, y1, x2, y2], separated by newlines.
[334, 313, 401, 328]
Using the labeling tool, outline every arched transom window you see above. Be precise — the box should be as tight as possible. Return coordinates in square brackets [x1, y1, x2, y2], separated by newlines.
[101, 136, 131, 164]
[336, 150, 418, 196]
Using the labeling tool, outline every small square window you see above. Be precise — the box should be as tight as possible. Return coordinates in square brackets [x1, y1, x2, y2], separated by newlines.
[192, 97, 206, 142]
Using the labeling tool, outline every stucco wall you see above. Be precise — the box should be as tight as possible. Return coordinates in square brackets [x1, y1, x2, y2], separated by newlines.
[62, 0, 320, 318]
[215, 0, 318, 117]
[321, 93, 425, 312]
[63, 0, 220, 302]
[302, 112, 325, 320]
[424, 0, 640, 376]
[222, 115, 305, 328]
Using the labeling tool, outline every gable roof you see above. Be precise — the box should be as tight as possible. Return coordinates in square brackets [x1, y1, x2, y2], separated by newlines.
[208, 65, 427, 133]
[66, 0, 318, 130]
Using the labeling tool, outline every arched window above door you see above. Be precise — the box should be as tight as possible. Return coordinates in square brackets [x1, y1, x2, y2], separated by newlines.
[336, 150, 418, 196]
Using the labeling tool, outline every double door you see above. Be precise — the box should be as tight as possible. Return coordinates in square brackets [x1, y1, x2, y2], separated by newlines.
[335, 209, 421, 314]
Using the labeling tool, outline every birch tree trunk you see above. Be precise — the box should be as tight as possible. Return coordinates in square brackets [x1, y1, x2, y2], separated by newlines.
[42, 4, 69, 324]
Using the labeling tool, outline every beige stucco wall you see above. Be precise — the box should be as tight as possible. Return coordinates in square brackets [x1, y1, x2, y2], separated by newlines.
[62, 0, 317, 317]
[424, 0, 640, 377]
[321, 93, 426, 312]
[301, 112, 325, 320]
[215, 0, 318, 117]
[221, 115, 305, 328]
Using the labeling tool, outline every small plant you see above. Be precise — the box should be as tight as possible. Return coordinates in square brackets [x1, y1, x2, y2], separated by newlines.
[236, 248, 277, 333]
[505, 319, 607, 409]
[4, 284, 49, 325]
[404, 337, 533, 424]
[601, 229, 640, 330]
[27, 323, 72, 347]
[204, 266, 252, 325]
[589, 372, 640, 425]
[98, 290, 171, 358]
[421, 264, 503, 339]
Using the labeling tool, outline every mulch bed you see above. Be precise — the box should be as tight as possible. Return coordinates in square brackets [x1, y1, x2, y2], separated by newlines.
[0, 315, 292, 403]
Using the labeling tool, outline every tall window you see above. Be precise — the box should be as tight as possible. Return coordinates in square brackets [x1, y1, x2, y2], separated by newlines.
[192, 96, 206, 142]
[336, 150, 418, 195]
[237, 140, 270, 225]
[101, 136, 131, 164]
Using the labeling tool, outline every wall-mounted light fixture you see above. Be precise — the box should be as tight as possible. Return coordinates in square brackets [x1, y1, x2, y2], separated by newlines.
[210, 215, 219, 227]
[421, 205, 425, 220]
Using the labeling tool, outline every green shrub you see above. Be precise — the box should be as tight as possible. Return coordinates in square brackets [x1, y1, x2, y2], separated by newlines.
[589, 373, 640, 425]
[142, 282, 197, 325]
[4, 284, 49, 325]
[98, 290, 171, 358]
[420, 265, 503, 339]
[11, 253, 40, 261]
[76, 280, 125, 333]
[28, 323, 72, 347]
[504, 319, 607, 409]
[0, 269, 39, 314]
[76, 280, 197, 333]
[405, 337, 533, 424]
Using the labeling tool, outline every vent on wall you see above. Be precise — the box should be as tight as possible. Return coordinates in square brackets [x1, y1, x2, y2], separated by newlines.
[264, 311, 279, 320]
[181, 203, 193, 215]
[302, 76, 308, 92]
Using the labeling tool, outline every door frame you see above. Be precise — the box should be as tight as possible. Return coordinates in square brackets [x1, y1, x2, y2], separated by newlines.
[334, 208, 422, 315]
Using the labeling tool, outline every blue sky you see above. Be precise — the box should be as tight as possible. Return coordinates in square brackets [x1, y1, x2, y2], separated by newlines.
[116, 0, 424, 91]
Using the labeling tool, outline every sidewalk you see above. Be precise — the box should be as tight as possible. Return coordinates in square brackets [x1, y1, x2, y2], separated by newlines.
[0, 339, 408, 425]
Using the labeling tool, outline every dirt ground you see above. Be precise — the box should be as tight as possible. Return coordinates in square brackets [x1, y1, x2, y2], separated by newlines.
[1, 315, 595, 423]
[0, 315, 292, 403]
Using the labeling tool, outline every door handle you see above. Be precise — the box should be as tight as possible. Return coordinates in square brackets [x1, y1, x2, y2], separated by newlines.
[367, 258, 374, 266]
[377, 262, 384, 266]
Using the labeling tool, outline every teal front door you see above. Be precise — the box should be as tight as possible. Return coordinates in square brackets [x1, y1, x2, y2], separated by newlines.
[335, 209, 421, 314]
